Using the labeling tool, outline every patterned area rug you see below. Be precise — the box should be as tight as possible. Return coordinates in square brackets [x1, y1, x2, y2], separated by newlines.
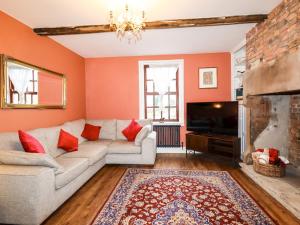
[92, 169, 275, 225]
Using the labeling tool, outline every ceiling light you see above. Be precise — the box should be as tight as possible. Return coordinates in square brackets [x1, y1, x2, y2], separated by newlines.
[109, 2, 146, 43]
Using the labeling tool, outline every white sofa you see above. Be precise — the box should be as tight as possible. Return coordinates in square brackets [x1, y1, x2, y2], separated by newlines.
[0, 119, 157, 225]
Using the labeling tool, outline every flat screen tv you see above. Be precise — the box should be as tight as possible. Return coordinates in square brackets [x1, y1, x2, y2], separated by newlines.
[187, 101, 238, 136]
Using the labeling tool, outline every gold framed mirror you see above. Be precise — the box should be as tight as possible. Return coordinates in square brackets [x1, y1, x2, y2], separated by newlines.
[0, 55, 66, 109]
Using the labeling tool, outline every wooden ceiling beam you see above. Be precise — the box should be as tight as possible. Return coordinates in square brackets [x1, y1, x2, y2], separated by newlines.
[33, 14, 267, 36]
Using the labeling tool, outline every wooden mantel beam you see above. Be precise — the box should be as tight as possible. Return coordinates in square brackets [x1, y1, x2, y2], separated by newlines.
[33, 14, 267, 36]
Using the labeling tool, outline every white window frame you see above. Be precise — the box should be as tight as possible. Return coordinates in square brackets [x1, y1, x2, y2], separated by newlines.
[138, 59, 184, 126]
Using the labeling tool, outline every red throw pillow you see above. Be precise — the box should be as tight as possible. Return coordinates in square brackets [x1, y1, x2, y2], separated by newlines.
[269, 148, 279, 164]
[57, 129, 78, 152]
[18, 130, 45, 153]
[81, 124, 101, 141]
[122, 119, 143, 142]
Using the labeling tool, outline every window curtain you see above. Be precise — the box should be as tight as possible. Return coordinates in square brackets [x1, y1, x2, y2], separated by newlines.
[8, 67, 32, 104]
[147, 66, 178, 111]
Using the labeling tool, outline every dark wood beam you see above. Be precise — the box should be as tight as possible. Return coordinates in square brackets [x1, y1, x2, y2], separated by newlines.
[33, 14, 267, 36]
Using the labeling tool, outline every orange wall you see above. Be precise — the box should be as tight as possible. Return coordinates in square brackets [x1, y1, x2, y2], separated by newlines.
[85, 53, 231, 144]
[39, 71, 63, 105]
[0, 11, 86, 132]
[0, 10, 231, 139]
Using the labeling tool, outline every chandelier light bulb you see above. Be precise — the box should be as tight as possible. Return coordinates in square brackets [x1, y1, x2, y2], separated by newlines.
[109, 1, 146, 43]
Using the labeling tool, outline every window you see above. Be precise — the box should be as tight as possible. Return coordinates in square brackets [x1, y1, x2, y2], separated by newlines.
[8, 70, 38, 105]
[139, 60, 184, 125]
[144, 65, 179, 121]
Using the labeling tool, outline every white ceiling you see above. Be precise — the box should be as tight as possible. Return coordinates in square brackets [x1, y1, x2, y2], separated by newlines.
[0, 0, 281, 58]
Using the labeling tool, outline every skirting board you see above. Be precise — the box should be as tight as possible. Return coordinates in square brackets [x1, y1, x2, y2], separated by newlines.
[157, 147, 186, 154]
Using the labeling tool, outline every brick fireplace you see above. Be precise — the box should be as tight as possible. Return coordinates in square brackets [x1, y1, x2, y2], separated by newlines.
[240, 0, 300, 217]
[290, 95, 300, 166]
[243, 0, 300, 167]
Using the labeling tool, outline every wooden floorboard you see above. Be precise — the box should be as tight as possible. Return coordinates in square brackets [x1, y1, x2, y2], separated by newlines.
[43, 153, 300, 225]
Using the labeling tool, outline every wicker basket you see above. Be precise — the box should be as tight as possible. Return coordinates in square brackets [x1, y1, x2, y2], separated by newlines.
[253, 158, 285, 177]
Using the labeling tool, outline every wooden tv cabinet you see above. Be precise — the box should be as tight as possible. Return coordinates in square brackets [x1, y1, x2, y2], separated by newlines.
[186, 132, 240, 166]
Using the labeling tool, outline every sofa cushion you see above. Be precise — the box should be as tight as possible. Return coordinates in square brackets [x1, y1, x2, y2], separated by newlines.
[63, 119, 86, 144]
[55, 157, 89, 189]
[0, 132, 23, 151]
[60, 141, 109, 165]
[0, 129, 51, 153]
[135, 125, 152, 146]
[86, 119, 117, 140]
[80, 139, 112, 148]
[27, 128, 51, 154]
[106, 140, 141, 154]
[41, 126, 66, 158]
[116, 119, 152, 140]
[0, 150, 64, 174]
[18, 130, 46, 153]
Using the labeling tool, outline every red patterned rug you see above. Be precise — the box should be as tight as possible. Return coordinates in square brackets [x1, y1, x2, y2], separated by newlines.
[92, 169, 275, 225]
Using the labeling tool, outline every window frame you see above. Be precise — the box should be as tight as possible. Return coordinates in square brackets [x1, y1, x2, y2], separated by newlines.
[143, 65, 179, 122]
[139, 59, 184, 126]
[24, 70, 38, 105]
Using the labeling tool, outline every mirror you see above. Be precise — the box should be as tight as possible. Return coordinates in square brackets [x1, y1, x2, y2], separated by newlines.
[0, 55, 66, 109]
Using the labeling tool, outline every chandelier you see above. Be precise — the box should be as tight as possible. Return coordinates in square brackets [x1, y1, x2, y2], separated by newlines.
[109, 3, 146, 43]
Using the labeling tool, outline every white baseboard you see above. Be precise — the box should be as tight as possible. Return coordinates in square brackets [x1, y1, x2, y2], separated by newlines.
[157, 147, 186, 154]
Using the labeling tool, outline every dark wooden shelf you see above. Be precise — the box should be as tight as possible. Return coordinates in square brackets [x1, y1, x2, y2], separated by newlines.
[186, 132, 240, 167]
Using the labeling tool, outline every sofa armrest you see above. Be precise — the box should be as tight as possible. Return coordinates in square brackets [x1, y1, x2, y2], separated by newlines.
[0, 165, 55, 225]
[141, 131, 157, 164]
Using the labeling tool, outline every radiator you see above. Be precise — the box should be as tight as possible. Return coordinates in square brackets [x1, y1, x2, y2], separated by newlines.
[153, 125, 181, 148]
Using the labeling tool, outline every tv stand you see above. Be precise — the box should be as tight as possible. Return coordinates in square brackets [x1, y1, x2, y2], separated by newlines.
[186, 132, 240, 167]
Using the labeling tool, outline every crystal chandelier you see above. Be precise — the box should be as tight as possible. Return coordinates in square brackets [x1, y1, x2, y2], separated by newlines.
[109, 3, 146, 43]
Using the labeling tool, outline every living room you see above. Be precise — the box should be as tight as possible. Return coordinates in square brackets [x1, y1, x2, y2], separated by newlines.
[0, 0, 299, 225]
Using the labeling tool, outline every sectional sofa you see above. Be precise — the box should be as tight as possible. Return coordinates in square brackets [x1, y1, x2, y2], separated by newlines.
[0, 119, 157, 225]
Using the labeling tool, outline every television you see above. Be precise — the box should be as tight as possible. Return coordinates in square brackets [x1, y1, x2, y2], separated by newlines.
[187, 101, 238, 136]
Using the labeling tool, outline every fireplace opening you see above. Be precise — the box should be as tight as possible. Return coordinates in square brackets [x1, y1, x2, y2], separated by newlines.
[244, 94, 300, 169]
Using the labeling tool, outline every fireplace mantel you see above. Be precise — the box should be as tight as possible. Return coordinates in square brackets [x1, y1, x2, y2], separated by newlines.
[243, 49, 300, 101]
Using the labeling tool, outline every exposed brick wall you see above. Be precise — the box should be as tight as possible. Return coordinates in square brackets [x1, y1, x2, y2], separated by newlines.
[290, 95, 300, 165]
[248, 96, 271, 144]
[245, 0, 300, 166]
[246, 0, 300, 70]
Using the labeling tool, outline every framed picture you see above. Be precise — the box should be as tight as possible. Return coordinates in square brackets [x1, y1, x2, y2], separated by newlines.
[199, 67, 218, 89]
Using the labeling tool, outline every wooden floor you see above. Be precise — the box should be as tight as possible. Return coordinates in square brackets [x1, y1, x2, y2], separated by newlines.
[43, 154, 300, 225]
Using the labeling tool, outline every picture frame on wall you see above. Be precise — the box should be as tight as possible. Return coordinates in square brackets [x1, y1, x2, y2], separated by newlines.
[199, 67, 218, 89]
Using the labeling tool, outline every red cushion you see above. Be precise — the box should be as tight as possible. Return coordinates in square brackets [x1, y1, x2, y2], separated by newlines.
[57, 129, 78, 152]
[81, 124, 101, 141]
[122, 119, 143, 142]
[269, 148, 279, 164]
[255, 149, 264, 153]
[18, 130, 45, 153]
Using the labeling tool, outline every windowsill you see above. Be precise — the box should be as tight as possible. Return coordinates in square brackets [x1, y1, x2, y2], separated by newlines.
[153, 121, 184, 126]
